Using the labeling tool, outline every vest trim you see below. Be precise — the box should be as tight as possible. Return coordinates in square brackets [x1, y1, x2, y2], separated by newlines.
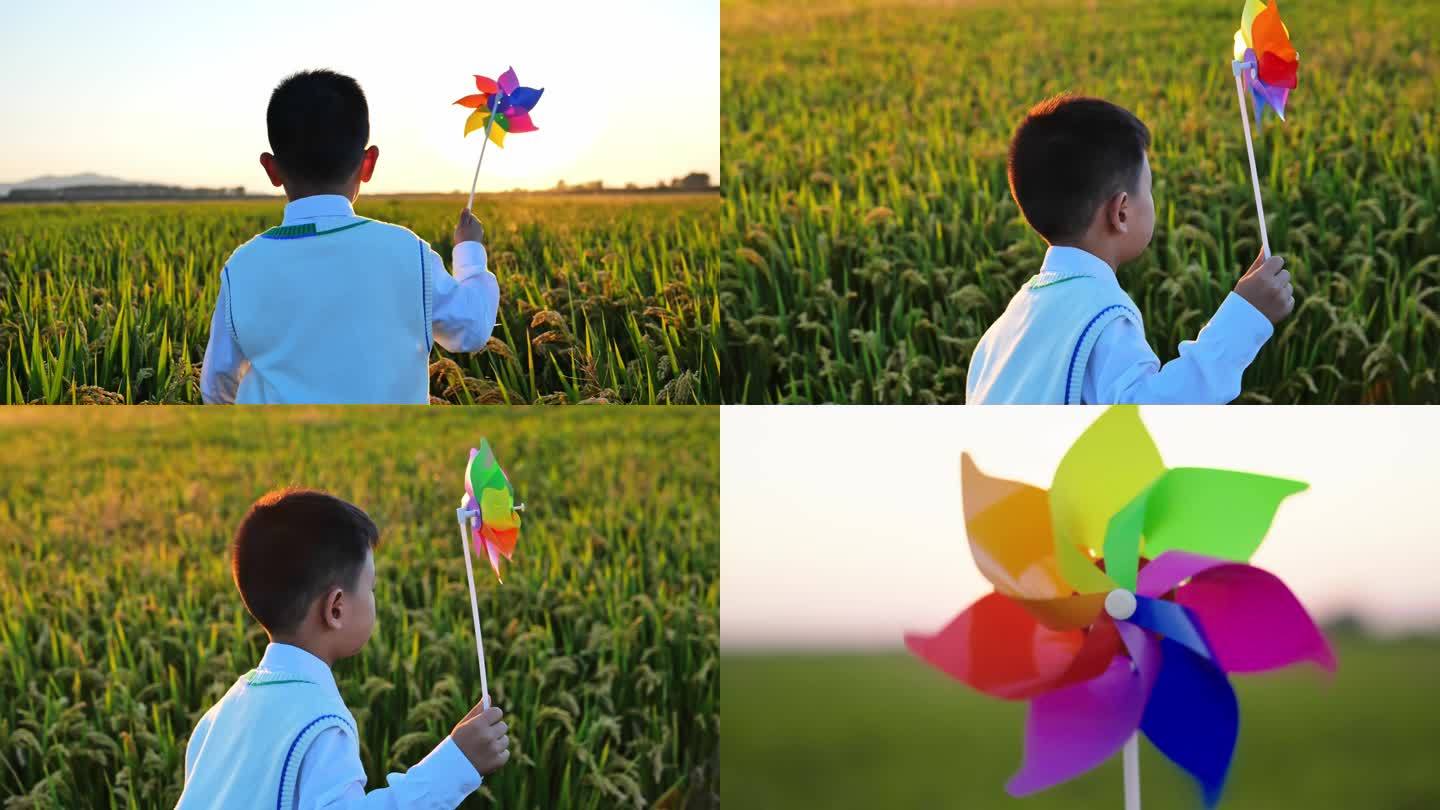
[261, 220, 372, 240]
[1064, 304, 1135, 404]
[277, 713, 355, 810]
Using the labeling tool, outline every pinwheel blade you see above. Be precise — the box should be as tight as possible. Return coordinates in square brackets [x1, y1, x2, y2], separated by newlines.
[960, 453, 1070, 600]
[1007, 623, 1159, 796]
[501, 110, 538, 133]
[455, 93, 489, 109]
[1129, 595, 1215, 662]
[475, 75, 499, 94]
[1178, 562, 1336, 674]
[905, 593, 1089, 701]
[497, 66, 519, 95]
[1140, 639, 1239, 809]
[505, 86, 543, 111]
[1050, 406, 1163, 589]
[463, 108, 489, 137]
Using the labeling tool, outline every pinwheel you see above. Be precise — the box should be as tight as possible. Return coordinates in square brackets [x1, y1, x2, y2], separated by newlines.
[905, 406, 1334, 809]
[455, 439, 524, 705]
[1230, 0, 1298, 258]
[454, 67, 545, 210]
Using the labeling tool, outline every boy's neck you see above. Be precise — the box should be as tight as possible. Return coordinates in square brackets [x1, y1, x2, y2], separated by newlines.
[1052, 239, 1122, 273]
[269, 634, 338, 668]
[283, 186, 357, 204]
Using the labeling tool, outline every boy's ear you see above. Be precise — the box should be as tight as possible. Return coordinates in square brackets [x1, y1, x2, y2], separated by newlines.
[1106, 190, 1130, 234]
[358, 145, 379, 184]
[259, 153, 285, 188]
[322, 587, 345, 630]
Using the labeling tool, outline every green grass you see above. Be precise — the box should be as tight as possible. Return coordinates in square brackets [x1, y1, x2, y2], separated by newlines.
[0, 406, 719, 809]
[0, 193, 721, 404]
[722, 0, 1440, 403]
[722, 638, 1440, 808]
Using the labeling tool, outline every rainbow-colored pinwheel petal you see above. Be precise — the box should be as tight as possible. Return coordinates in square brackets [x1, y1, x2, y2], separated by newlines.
[906, 406, 1332, 809]
[462, 440, 522, 582]
[1233, 0, 1298, 124]
[453, 67, 544, 148]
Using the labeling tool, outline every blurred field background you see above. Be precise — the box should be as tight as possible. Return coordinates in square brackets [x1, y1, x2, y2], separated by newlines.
[723, 631, 1440, 809]
[0, 407, 719, 809]
[0, 194, 721, 404]
[722, 0, 1440, 403]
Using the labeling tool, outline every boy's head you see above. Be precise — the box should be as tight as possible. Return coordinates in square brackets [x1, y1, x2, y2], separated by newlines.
[1007, 94, 1154, 264]
[259, 69, 379, 202]
[231, 488, 379, 660]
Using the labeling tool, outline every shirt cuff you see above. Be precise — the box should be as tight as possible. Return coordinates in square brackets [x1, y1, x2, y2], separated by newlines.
[431, 735, 483, 793]
[452, 241, 489, 283]
[1208, 291, 1274, 362]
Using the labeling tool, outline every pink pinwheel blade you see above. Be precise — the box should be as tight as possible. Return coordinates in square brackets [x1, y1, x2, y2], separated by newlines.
[1138, 551, 1334, 674]
[485, 536, 505, 582]
[1007, 624, 1159, 796]
[501, 110, 538, 133]
[497, 67, 519, 95]
[1178, 564, 1335, 674]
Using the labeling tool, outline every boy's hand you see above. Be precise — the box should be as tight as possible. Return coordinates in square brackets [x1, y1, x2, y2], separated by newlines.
[455, 209, 485, 245]
[1234, 252, 1294, 325]
[451, 696, 510, 776]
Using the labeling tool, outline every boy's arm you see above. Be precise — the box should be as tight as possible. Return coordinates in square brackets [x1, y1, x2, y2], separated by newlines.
[199, 271, 250, 404]
[429, 241, 500, 354]
[1081, 293, 1274, 404]
[294, 725, 481, 810]
[183, 708, 216, 782]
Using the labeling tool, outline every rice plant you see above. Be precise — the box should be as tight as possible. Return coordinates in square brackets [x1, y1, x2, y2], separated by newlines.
[0, 406, 720, 809]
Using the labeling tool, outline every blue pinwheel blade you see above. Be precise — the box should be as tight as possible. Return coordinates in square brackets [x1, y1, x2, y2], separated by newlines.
[1130, 596, 1215, 662]
[1140, 638, 1239, 808]
[505, 86, 543, 112]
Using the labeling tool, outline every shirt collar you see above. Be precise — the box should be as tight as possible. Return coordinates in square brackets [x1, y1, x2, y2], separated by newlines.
[1031, 245, 1121, 290]
[256, 642, 340, 695]
[281, 194, 356, 225]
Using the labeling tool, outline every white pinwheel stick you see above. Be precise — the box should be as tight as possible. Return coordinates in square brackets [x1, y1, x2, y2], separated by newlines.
[1106, 589, 1142, 810]
[466, 92, 505, 213]
[456, 502, 490, 707]
[1232, 59, 1271, 260]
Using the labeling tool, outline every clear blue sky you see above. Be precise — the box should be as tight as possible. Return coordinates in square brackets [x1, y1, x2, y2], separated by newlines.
[0, 0, 718, 193]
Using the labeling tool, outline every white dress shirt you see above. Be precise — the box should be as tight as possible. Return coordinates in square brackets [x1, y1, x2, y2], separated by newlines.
[1070, 250, 1275, 404]
[200, 195, 498, 404]
[257, 643, 482, 810]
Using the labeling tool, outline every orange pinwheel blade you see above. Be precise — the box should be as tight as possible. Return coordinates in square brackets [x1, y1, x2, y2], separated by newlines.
[481, 524, 518, 558]
[1251, 0, 1297, 63]
[1013, 592, 1108, 631]
[961, 454, 1070, 600]
[455, 93, 490, 109]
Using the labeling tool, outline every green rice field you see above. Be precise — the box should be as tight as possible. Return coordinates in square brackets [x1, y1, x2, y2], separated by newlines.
[723, 637, 1440, 808]
[722, 0, 1440, 403]
[0, 407, 720, 809]
[0, 194, 721, 404]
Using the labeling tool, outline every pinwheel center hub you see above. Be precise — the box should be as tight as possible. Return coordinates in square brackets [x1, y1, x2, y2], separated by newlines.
[1104, 589, 1137, 621]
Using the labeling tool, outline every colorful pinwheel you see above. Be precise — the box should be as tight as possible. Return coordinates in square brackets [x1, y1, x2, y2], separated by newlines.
[905, 406, 1335, 809]
[461, 438, 523, 582]
[454, 67, 544, 148]
[1233, 0, 1299, 125]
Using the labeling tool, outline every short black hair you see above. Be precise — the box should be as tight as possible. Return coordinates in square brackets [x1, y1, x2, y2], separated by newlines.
[1007, 94, 1152, 243]
[266, 69, 370, 187]
[231, 489, 379, 635]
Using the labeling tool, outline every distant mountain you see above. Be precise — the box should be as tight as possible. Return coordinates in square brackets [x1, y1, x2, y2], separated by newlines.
[0, 173, 137, 195]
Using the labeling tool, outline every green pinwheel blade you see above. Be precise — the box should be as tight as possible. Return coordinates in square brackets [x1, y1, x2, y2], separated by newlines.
[1102, 467, 1308, 590]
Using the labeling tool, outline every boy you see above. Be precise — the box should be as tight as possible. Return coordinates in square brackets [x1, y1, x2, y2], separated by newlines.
[177, 489, 510, 809]
[966, 94, 1295, 404]
[201, 69, 499, 404]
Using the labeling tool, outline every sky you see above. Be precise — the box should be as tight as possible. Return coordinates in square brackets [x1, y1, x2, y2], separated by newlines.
[721, 406, 1440, 651]
[0, 0, 718, 194]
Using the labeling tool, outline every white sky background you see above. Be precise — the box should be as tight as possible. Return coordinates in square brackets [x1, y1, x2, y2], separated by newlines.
[0, 0, 718, 193]
[721, 407, 1440, 651]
